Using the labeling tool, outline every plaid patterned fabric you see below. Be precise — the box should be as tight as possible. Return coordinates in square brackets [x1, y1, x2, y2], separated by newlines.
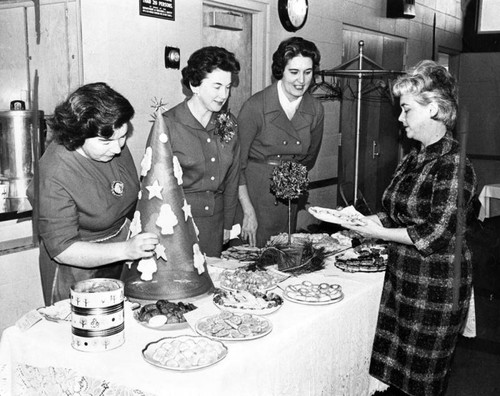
[370, 132, 477, 396]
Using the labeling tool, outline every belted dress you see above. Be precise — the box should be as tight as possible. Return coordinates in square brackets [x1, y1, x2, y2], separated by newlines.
[161, 101, 240, 257]
[237, 82, 324, 247]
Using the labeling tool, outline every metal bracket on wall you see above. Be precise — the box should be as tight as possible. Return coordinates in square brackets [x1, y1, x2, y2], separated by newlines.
[165, 46, 180, 69]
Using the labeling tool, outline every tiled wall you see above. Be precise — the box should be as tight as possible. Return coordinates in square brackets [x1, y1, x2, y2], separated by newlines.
[0, 0, 465, 331]
[78, 0, 464, 202]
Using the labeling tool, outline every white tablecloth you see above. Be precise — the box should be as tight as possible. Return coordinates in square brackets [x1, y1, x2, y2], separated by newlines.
[0, 259, 389, 396]
[478, 183, 500, 221]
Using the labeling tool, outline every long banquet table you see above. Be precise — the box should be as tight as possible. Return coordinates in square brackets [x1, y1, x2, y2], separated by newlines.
[0, 256, 389, 396]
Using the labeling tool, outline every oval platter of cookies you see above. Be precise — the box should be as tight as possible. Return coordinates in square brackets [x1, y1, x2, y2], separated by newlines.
[142, 335, 228, 371]
[195, 311, 272, 341]
[213, 288, 283, 315]
[283, 281, 344, 305]
[219, 269, 279, 293]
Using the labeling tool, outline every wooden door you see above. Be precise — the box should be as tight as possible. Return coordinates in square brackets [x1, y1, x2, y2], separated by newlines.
[202, 4, 253, 117]
[26, 1, 80, 115]
[338, 30, 405, 213]
[0, 0, 80, 114]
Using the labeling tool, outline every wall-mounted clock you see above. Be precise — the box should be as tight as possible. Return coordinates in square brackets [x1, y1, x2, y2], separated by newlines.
[278, 0, 309, 32]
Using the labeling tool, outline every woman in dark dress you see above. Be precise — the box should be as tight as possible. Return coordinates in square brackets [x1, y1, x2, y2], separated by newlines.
[342, 60, 477, 395]
[237, 37, 324, 247]
[27, 83, 159, 305]
[158, 46, 241, 257]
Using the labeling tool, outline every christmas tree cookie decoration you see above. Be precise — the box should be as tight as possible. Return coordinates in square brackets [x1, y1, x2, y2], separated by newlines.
[123, 111, 214, 300]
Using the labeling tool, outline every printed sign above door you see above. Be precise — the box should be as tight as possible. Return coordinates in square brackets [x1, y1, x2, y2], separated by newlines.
[139, 0, 175, 21]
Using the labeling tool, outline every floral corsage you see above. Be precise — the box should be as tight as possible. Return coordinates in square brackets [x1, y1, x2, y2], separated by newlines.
[214, 111, 237, 143]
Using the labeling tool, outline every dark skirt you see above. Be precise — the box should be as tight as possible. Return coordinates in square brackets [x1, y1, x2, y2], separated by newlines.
[369, 244, 472, 396]
[237, 160, 298, 247]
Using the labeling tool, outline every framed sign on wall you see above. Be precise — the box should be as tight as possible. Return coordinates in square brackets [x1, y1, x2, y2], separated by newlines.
[139, 0, 175, 21]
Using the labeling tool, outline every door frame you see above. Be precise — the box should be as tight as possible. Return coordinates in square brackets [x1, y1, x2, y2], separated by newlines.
[203, 0, 269, 95]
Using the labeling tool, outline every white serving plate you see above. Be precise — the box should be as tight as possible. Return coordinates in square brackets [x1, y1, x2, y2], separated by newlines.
[205, 256, 250, 269]
[283, 290, 344, 305]
[218, 269, 279, 293]
[195, 311, 272, 341]
[308, 205, 366, 226]
[37, 299, 71, 323]
[219, 283, 277, 293]
[213, 289, 283, 316]
[133, 310, 189, 331]
[282, 281, 344, 305]
[142, 335, 228, 371]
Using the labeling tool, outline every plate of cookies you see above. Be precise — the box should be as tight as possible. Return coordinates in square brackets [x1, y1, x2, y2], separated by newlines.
[195, 311, 272, 341]
[142, 335, 228, 371]
[283, 281, 344, 305]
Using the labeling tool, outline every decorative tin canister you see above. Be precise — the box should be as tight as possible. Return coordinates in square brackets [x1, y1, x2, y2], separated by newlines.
[70, 278, 125, 352]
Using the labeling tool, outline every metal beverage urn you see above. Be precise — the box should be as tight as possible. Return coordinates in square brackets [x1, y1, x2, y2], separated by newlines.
[0, 108, 45, 213]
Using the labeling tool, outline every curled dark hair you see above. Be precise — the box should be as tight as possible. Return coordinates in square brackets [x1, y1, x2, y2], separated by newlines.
[272, 37, 321, 80]
[181, 46, 240, 90]
[393, 60, 458, 129]
[48, 82, 135, 150]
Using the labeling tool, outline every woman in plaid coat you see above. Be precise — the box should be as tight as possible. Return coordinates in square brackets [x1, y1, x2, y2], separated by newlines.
[342, 60, 477, 395]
